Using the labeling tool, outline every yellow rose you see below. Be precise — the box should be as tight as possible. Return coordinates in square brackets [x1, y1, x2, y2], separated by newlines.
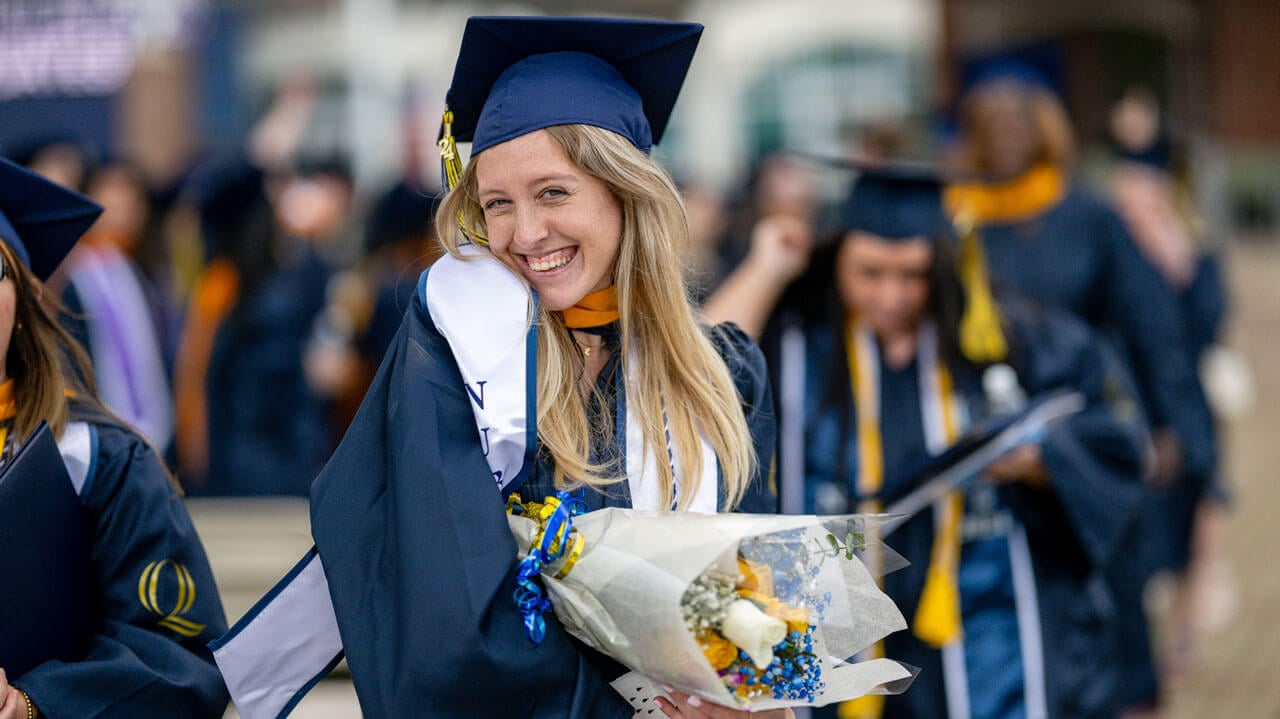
[763, 598, 810, 628]
[701, 633, 740, 670]
[737, 558, 775, 596]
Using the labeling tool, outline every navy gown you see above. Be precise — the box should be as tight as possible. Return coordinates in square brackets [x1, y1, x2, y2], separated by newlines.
[15, 413, 228, 718]
[200, 244, 333, 496]
[309, 279, 776, 717]
[976, 184, 1216, 707]
[785, 300, 1147, 719]
[978, 184, 1214, 482]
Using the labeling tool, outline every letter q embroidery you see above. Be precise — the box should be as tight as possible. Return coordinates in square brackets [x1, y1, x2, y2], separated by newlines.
[137, 559, 207, 638]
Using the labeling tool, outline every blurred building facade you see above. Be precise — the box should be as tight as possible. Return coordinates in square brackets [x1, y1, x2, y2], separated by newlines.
[0, 0, 1276, 232]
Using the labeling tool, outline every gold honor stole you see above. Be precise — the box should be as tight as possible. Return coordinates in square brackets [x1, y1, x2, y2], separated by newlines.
[839, 319, 964, 719]
[943, 163, 1067, 226]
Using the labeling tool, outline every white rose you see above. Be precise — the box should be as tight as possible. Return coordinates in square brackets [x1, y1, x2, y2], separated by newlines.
[720, 599, 787, 669]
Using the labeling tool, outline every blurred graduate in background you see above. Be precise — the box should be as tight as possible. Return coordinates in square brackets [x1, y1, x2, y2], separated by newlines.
[172, 160, 334, 496]
[942, 62, 1216, 714]
[705, 163, 1150, 718]
[303, 178, 444, 433]
[1106, 86, 1239, 685]
[58, 160, 177, 458]
[0, 157, 227, 718]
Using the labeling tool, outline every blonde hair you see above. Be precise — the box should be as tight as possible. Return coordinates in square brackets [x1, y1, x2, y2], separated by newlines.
[437, 124, 756, 510]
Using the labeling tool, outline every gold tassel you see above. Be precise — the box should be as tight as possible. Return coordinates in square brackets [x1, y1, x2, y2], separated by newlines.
[437, 108, 464, 191]
[954, 208, 1007, 363]
[912, 492, 964, 648]
[437, 108, 488, 245]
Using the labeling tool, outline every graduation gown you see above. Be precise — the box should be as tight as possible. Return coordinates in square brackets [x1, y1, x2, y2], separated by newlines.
[15, 418, 228, 718]
[1148, 253, 1229, 572]
[308, 279, 776, 717]
[61, 250, 177, 455]
[977, 184, 1214, 482]
[793, 301, 1147, 719]
[975, 184, 1216, 707]
[200, 244, 333, 496]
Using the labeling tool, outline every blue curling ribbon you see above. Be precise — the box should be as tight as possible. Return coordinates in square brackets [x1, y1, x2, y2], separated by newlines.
[513, 490, 585, 644]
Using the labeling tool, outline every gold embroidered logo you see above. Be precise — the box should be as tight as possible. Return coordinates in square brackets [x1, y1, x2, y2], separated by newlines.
[137, 559, 207, 638]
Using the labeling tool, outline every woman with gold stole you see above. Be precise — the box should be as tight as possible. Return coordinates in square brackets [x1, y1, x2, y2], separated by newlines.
[945, 65, 1217, 715]
[0, 157, 227, 718]
[705, 164, 1149, 718]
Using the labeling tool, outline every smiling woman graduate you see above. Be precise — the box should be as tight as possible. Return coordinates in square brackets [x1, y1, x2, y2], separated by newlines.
[0, 158, 228, 719]
[213, 16, 780, 719]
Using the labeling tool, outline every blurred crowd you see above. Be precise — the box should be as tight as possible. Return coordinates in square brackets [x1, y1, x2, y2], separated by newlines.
[8, 62, 1243, 717]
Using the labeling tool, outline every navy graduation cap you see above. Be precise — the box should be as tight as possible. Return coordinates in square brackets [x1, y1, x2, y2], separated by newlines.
[442, 16, 703, 157]
[959, 47, 1063, 99]
[803, 155, 1009, 362]
[840, 162, 955, 241]
[0, 157, 102, 281]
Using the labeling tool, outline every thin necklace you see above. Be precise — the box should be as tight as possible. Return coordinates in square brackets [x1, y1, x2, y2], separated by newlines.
[574, 335, 603, 358]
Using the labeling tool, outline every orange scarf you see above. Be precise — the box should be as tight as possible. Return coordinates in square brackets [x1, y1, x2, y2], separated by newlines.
[0, 380, 15, 421]
[562, 286, 619, 329]
[0, 380, 16, 456]
[945, 163, 1067, 225]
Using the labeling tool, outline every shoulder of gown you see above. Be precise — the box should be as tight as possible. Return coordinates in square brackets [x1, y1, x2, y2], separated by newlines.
[17, 419, 228, 718]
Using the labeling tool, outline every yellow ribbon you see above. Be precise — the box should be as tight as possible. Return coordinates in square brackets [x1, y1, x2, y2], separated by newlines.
[506, 494, 586, 579]
[839, 320, 963, 718]
[944, 163, 1067, 364]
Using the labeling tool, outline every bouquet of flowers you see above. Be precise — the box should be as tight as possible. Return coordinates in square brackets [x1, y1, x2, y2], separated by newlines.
[507, 493, 914, 711]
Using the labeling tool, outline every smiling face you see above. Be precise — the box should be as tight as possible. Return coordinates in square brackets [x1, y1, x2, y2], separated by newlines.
[836, 231, 932, 338]
[474, 129, 624, 312]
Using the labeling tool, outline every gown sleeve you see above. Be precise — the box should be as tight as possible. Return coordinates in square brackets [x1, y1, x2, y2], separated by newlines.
[309, 287, 632, 718]
[15, 425, 229, 718]
[1183, 253, 1229, 361]
[1096, 204, 1216, 480]
[706, 322, 778, 514]
[1002, 300, 1150, 568]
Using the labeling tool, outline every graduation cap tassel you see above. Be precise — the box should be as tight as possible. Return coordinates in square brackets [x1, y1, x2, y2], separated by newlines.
[438, 108, 464, 192]
[954, 208, 1008, 364]
[438, 108, 488, 245]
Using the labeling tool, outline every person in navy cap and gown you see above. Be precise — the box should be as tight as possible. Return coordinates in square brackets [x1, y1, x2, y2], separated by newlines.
[705, 163, 1150, 719]
[943, 65, 1217, 714]
[287, 16, 781, 719]
[1107, 86, 1233, 683]
[173, 161, 333, 497]
[0, 157, 228, 718]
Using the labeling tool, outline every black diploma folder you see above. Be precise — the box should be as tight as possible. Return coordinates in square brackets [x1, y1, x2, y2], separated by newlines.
[882, 391, 1086, 527]
[0, 421, 95, 678]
